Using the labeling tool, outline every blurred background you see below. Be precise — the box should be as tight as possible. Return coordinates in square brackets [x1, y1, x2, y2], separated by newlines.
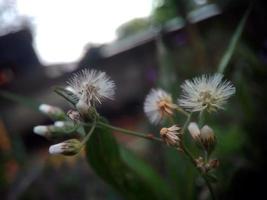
[0, 0, 267, 199]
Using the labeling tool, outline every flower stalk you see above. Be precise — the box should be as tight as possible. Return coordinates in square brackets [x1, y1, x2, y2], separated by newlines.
[97, 121, 162, 142]
[81, 116, 97, 146]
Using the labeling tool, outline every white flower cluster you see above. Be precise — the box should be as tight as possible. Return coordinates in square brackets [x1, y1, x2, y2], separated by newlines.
[144, 73, 235, 125]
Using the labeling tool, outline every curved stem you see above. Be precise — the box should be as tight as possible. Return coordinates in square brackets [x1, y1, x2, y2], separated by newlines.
[175, 106, 190, 117]
[97, 121, 162, 142]
[181, 113, 192, 134]
[81, 117, 97, 145]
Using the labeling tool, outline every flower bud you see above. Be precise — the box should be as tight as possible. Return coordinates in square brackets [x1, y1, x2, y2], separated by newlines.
[33, 123, 75, 139]
[33, 125, 50, 137]
[67, 110, 82, 123]
[200, 125, 216, 154]
[188, 122, 201, 140]
[188, 123, 216, 154]
[39, 104, 65, 120]
[160, 125, 181, 146]
[54, 121, 74, 129]
[49, 139, 82, 156]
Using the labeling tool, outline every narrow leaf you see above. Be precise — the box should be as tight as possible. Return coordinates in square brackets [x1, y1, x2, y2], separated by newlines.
[53, 87, 79, 106]
[120, 148, 175, 199]
[217, 7, 251, 74]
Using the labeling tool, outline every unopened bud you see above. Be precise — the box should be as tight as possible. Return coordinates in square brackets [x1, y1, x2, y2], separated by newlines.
[188, 123, 216, 154]
[200, 125, 216, 154]
[67, 110, 82, 123]
[39, 104, 65, 120]
[34, 122, 75, 139]
[160, 125, 181, 146]
[188, 122, 201, 140]
[49, 139, 82, 156]
[54, 121, 74, 129]
[33, 125, 50, 137]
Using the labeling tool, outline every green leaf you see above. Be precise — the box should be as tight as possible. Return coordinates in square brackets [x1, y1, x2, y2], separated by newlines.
[53, 87, 79, 106]
[164, 147, 197, 200]
[217, 7, 251, 74]
[120, 148, 175, 199]
[86, 122, 175, 200]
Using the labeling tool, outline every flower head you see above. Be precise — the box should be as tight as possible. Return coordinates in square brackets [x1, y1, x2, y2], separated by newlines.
[67, 69, 115, 112]
[160, 125, 181, 146]
[178, 73, 235, 112]
[144, 88, 176, 124]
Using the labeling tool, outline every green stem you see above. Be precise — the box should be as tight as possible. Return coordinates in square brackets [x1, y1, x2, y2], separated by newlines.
[203, 175, 216, 200]
[97, 121, 162, 142]
[181, 140, 216, 200]
[92, 116, 216, 199]
[81, 117, 97, 145]
[180, 113, 216, 199]
[181, 113, 192, 134]
[198, 110, 205, 127]
[175, 106, 190, 117]
[182, 144, 216, 200]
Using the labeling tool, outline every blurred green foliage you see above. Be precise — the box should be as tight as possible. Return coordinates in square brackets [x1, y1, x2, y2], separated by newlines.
[86, 122, 175, 200]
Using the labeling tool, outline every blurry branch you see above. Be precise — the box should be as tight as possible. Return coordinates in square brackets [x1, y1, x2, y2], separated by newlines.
[0, 90, 40, 110]
[217, 6, 251, 73]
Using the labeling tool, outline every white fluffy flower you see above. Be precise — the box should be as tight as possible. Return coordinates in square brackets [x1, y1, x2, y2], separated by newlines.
[144, 88, 176, 125]
[67, 69, 115, 111]
[178, 73, 235, 112]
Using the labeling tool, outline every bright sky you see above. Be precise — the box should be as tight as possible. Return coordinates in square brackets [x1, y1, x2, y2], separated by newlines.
[16, 0, 153, 65]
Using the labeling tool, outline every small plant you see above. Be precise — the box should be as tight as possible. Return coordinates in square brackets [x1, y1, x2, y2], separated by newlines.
[33, 69, 235, 199]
